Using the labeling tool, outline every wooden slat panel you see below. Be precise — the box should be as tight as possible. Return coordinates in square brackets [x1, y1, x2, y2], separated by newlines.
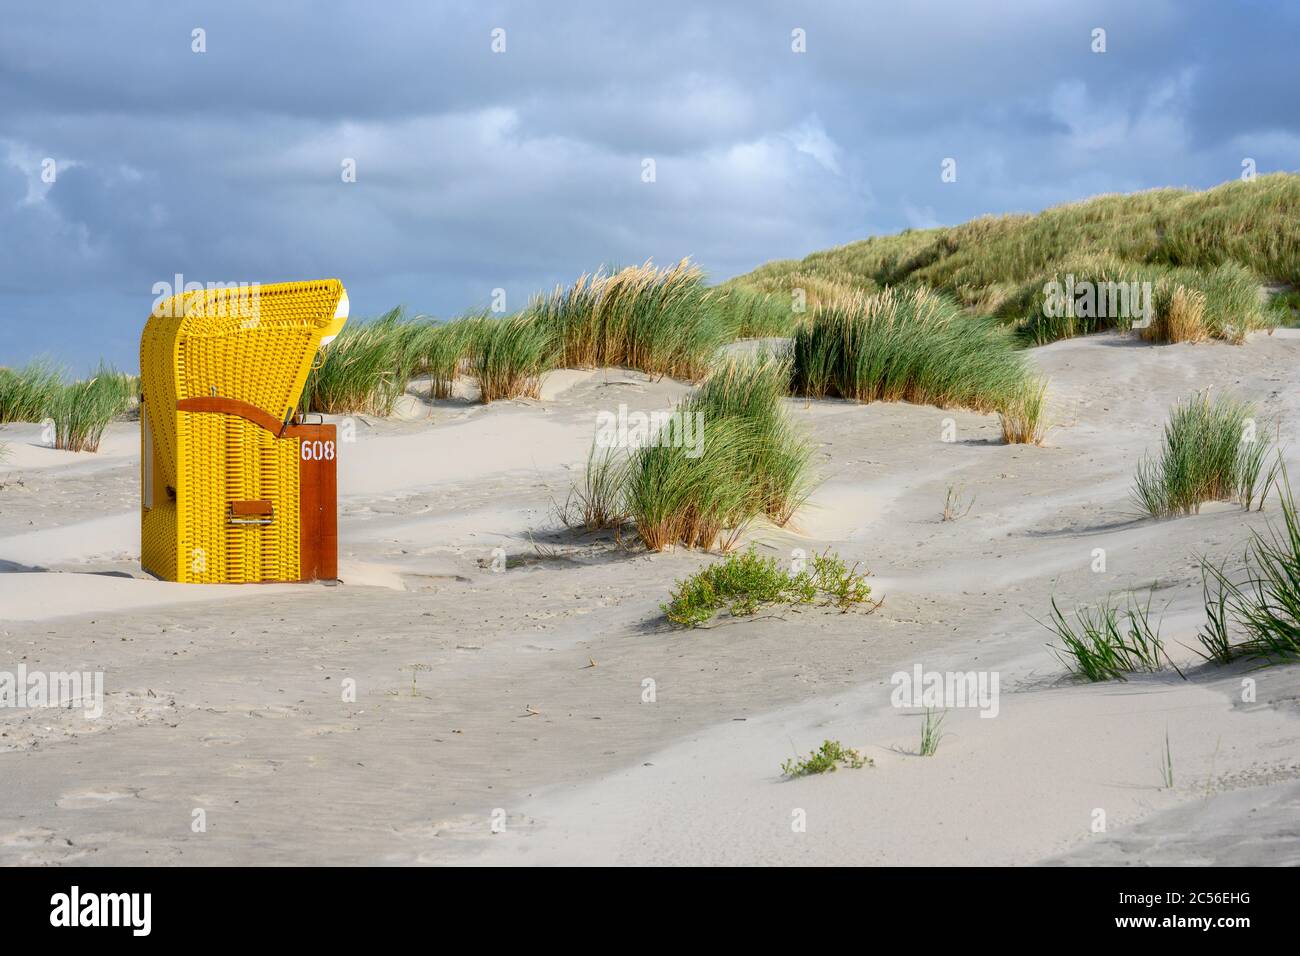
[294, 425, 338, 582]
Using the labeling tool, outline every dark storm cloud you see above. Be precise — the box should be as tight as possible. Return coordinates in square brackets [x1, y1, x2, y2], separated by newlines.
[0, 0, 1296, 369]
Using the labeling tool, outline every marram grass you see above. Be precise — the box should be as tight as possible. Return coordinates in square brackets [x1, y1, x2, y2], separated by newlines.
[619, 354, 814, 551]
[470, 312, 558, 402]
[302, 307, 424, 415]
[0, 360, 64, 423]
[730, 174, 1299, 345]
[48, 364, 133, 453]
[1132, 391, 1275, 518]
[790, 288, 1030, 413]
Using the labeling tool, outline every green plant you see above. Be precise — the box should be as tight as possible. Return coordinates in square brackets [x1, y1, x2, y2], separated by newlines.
[532, 259, 729, 380]
[302, 307, 424, 415]
[411, 317, 479, 399]
[808, 549, 876, 610]
[622, 355, 813, 550]
[561, 442, 630, 532]
[1194, 560, 1239, 665]
[661, 546, 876, 627]
[999, 377, 1049, 445]
[470, 312, 557, 403]
[781, 739, 871, 777]
[1206, 470, 1300, 664]
[0, 360, 63, 423]
[662, 547, 813, 627]
[1041, 592, 1178, 682]
[47, 364, 132, 453]
[789, 288, 1030, 413]
[918, 708, 947, 756]
[1132, 392, 1274, 518]
[729, 174, 1300, 345]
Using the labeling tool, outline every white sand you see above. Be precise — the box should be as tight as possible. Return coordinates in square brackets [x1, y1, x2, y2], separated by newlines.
[1, 334, 1298, 864]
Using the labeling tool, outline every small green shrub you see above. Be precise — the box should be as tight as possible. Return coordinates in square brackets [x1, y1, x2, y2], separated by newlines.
[662, 547, 876, 627]
[781, 739, 871, 777]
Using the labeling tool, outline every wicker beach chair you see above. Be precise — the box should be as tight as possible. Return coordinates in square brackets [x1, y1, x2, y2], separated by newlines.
[139, 279, 348, 583]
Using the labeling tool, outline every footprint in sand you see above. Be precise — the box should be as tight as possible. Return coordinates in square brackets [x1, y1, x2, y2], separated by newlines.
[198, 733, 245, 746]
[55, 789, 140, 809]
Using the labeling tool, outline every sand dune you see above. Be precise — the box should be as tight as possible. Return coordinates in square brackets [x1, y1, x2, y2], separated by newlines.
[1, 332, 1298, 864]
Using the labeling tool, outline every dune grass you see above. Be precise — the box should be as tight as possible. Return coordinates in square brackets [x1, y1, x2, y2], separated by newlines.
[1043, 592, 1177, 682]
[998, 377, 1050, 445]
[48, 364, 133, 453]
[560, 443, 630, 532]
[410, 317, 480, 399]
[302, 307, 424, 415]
[0, 360, 64, 423]
[789, 288, 1029, 413]
[470, 312, 557, 402]
[730, 174, 1299, 345]
[918, 708, 947, 757]
[1197, 472, 1300, 665]
[532, 259, 726, 380]
[623, 355, 813, 550]
[1132, 392, 1275, 518]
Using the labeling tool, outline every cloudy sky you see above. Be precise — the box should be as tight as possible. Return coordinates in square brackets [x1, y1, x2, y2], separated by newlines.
[2, 0, 1297, 371]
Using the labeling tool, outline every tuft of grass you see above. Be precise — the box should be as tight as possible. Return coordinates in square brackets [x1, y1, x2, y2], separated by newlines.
[0, 360, 63, 424]
[302, 307, 424, 415]
[1202, 470, 1300, 665]
[781, 739, 871, 777]
[622, 355, 813, 550]
[1194, 560, 1239, 665]
[410, 316, 479, 400]
[662, 546, 877, 628]
[560, 442, 630, 532]
[1042, 592, 1178, 682]
[789, 288, 1030, 413]
[1132, 391, 1274, 518]
[998, 377, 1050, 445]
[918, 708, 947, 757]
[1142, 284, 1208, 343]
[533, 259, 730, 380]
[48, 364, 133, 453]
[470, 313, 557, 403]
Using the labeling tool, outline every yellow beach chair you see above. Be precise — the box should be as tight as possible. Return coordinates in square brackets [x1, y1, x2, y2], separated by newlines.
[139, 279, 348, 583]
